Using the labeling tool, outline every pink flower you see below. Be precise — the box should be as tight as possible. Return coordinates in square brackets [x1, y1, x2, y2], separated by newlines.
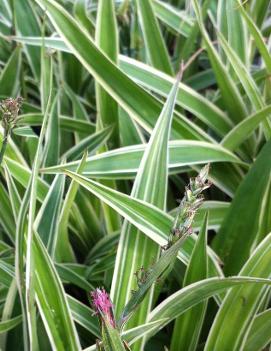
[91, 288, 115, 328]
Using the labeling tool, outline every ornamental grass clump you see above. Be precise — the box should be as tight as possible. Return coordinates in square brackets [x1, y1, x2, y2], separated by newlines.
[0, 0, 271, 350]
[91, 165, 211, 349]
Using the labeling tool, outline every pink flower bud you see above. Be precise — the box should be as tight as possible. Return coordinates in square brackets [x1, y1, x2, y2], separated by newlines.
[91, 288, 115, 328]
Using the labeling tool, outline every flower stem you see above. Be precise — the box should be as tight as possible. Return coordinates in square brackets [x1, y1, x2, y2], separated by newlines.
[0, 129, 9, 167]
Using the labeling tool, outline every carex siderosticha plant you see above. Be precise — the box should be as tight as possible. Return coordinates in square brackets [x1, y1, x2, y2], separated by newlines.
[0, 0, 271, 350]
[90, 165, 211, 350]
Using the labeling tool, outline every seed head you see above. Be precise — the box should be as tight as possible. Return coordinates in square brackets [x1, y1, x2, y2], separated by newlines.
[165, 164, 211, 249]
[0, 97, 23, 131]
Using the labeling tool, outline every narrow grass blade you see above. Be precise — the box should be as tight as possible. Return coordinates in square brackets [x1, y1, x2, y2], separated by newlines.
[9, 37, 243, 194]
[244, 309, 271, 351]
[147, 276, 271, 339]
[34, 0, 210, 141]
[205, 233, 271, 351]
[0, 182, 17, 242]
[73, 0, 95, 34]
[217, 30, 271, 138]
[95, 0, 121, 235]
[63, 126, 113, 162]
[120, 56, 232, 137]
[250, 0, 270, 27]
[82, 319, 170, 351]
[213, 140, 271, 274]
[43, 95, 60, 170]
[63, 171, 223, 277]
[222, 105, 271, 151]
[13, 0, 41, 79]
[152, 0, 194, 37]
[35, 174, 65, 255]
[217, 0, 248, 66]
[238, 1, 271, 74]
[55, 154, 87, 262]
[34, 233, 81, 350]
[18, 113, 96, 135]
[111, 71, 181, 350]
[55, 264, 94, 291]
[192, 0, 247, 124]
[5, 157, 48, 202]
[12, 126, 37, 138]
[42, 140, 243, 178]
[95, 0, 119, 149]
[171, 214, 208, 351]
[0, 46, 21, 97]
[136, 0, 173, 75]
[67, 295, 99, 338]
[0, 279, 18, 348]
[0, 316, 22, 334]
[24, 59, 54, 349]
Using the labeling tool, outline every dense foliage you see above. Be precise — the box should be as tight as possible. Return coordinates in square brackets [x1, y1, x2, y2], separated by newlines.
[0, 0, 271, 350]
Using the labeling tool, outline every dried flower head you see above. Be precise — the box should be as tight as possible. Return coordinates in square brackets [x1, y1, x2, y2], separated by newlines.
[91, 288, 115, 328]
[0, 97, 23, 131]
[134, 266, 149, 287]
[165, 164, 211, 249]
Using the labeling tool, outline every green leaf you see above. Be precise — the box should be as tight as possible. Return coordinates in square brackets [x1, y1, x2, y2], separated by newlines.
[147, 276, 271, 339]
[101, 321, 126, 351]
[119, 231, 194, 326]
[171, 214, 208, 351]
[0, 279, 18, 349]
[67, 295, 99, 338]
[0, 260, 13, 287]
[43, 95, 60, 169]
[42, 140, 243, 178]
[24, 58, 54, 347]
[217, 0, 248, 67]
[55, 154, 87, 262]
[64, 82, 90, 142]
[238, 1, 271, 74]
[63, 126, 113, 162]
[244, 309, 271, 351]
[33, 233, 81, 350]
[213, 140, 271, 274]
[111, 69, 181, 351]
[33, 0, 209, 141]
[95, 0, 121, 234]
[205, 232, 271, 351]
[73, 0, 95, 34]
[12, 126, 38, 138]
[0, 315, 22, 334]
[120, 56, 232, 137]
[18, 113, 96, 135]
[0, 182, 16, 242]
[63, 171, 222, 277]
[136, 0, 173, 75]
[95, 0, 119, 149]
[217, 30, 271, 138]
[222, 105, 271, 151]
[192, 0, 247, 124]
[56, 263, 94, 291]
[152, 0, 194, 37]
[0, 46, 21, 97]
[35, 174, 65, 255]
[8, 35, 243, 194]
[5, 157, 48, 202]
[78, 320, 168, 351]
[13, 0, 41, 79]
